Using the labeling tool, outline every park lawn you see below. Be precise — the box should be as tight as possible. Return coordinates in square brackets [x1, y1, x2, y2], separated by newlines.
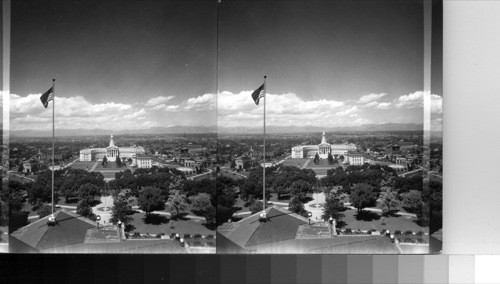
[268, 193, 292, 203]
[192, 172, 214, 180]
[129, 212, 214, 236]
[340, 209, 428, 234]
[68, 161, 96, 170]
[94, 161, 131, 170]
[8, 173, 35, 183]
[232, 198, 251, 214]
[219, 170, 246, 180]
[281, 158, 309, 167]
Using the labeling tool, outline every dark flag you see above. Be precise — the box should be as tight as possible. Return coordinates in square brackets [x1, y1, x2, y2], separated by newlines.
[40, 87, 54, 108]
[251, 83, 265, 105]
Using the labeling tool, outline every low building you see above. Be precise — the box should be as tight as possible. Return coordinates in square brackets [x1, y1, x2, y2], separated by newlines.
[347, 151, 365, 165]
[235, 159, 244, 170]
[135, 154, 152, 168]
[184, 159, 196, 168]
[22, 161, 32, 174]
[395, 157, 408, 165]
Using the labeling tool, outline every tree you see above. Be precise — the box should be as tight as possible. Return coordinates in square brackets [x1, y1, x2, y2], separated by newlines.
[102, 156, 108, 167]
[349, 183, 377, 214]
[116, 154, 122, 167]
[249, 200, 265, 214]
[322, 192, 346, 222]
[3, 180, 28, 212]
[138, 186, 165, 217]
[18, 163, 24, 173]
[37, 204, 52, 219]
[401, 190, 423, 215]
[289, 196, 305, 215]
[166, 190, 188, 218]
[379, 187, 400, 214]
[77, 199, 96, 221]
[217, 185, 238, 209]
[78, 183, 100, 202]
[230, 159, 236, 170]
[327, 153, 334, 165]
[314, 153, 320, 164]
[190, 193, 212, 213]
[27, 170, 61, 205]
[110, 189, 134, 225]
[290, 180, 312, 200]
[189, 193, 214, 222]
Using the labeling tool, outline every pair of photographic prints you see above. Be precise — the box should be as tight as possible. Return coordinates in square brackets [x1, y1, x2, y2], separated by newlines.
[2, 0, 442, 255]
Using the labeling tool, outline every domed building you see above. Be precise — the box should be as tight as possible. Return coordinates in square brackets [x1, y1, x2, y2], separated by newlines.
[79, 134, 146, 164]
[291, 131, 357, 159]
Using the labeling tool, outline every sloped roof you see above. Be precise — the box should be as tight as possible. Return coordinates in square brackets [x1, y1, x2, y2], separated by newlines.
[215, 232, 249, 254]
[10, 210, 96, 251]
[222, 206, 307, 248]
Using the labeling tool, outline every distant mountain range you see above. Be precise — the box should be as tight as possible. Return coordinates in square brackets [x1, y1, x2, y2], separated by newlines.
[9, 126, 218, 137]
[219, 123, 424, 134]
[8, 123, 424, 137]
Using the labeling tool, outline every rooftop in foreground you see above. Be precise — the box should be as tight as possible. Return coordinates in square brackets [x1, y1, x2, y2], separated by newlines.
[9, 209, 193, 253]
[218, 205, 406, 254]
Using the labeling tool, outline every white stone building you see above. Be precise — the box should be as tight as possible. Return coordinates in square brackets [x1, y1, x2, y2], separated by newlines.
[79, 134, 145, 164]
[291, 131, 357, 159]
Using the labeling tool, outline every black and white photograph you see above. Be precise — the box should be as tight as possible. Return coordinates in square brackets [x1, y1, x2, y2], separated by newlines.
[216, 0, 443, 254]
[6, 0, 217, 253]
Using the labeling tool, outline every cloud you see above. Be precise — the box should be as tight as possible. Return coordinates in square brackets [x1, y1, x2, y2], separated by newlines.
[9, 93, 149, 130]
[152, 104, 167, 110]
[395, 91, 424, 108]
[184, 93, 216, 110]
[218, 91, 360, 127]
[376, 102, 392, 109]
[145, 96, 175, 107]
[165, 105, 180, 112]
[431, 94, 442, 114]
[335, 106, 359, 116]
[358, 93, 387, 104]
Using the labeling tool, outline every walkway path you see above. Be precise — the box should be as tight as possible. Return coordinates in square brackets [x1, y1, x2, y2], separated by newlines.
[131, 206, 206, 221]
[301, 159, 312, 169]
[257, 193, 417, 220]
[187, 169, 213, 180]
[220, 167, 248, 179]
[276, 155, 292, 165]
[8, 171, 35, 182]
[65, 158, 81, 168]
[90, 162, 99, 172]
[92, 195, 114, 224]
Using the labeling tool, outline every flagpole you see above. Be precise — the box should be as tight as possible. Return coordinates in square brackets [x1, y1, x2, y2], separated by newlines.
[51, 78, 55, 216]
[263, 75, 267, 213]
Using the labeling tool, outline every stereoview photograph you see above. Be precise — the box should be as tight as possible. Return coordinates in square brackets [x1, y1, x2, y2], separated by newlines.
[7, 0, 217, 253]
[216, 0, 442, 254]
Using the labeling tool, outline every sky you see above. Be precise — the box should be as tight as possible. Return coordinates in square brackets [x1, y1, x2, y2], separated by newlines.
[10, 0, 217, 131]
[8, 0, 442, 132]
[217, 0, 442, 130]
